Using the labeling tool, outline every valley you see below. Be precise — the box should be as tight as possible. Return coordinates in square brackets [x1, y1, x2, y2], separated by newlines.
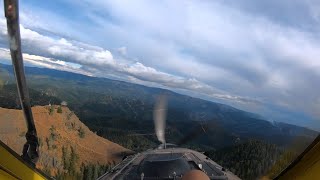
[0, 63, 318, 179]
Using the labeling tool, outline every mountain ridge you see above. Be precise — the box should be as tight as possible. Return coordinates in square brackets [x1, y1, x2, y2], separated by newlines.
[0, 63, 270, 121]
[0, 105, 132, 176]
[0, 63, 318, 152]
[0, 63, 313, 130]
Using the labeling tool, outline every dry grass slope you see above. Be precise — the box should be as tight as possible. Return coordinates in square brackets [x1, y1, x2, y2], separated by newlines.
[0, 106, 132, 176]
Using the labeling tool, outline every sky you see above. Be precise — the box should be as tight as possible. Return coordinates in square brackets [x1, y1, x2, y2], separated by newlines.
[0, 0, 320, 129]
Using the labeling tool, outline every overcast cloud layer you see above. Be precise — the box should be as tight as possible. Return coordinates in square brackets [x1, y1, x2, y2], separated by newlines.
[0, 0, 320, 129]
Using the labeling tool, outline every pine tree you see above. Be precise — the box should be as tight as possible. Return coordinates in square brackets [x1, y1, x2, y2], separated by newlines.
[62, 146, 69, 171]
[49, 126, 57, 141]
[69, 146, 79, 175]
[45, 137, 50, 150]
[49, 105, 54, 115]
[78, 126, 85, 138]
[57, 106, 62, 113]
[85, 165, 93, 180]
[93, 165, 99, 180]
[82, 165, 88, 180]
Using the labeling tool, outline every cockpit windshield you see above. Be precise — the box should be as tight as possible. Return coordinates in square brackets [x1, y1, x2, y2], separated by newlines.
[0, 1, 320, 180]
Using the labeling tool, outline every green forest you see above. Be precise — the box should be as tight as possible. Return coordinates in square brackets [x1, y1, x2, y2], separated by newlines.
[46, 145, 114, 180]
[0, 64, 318, 179]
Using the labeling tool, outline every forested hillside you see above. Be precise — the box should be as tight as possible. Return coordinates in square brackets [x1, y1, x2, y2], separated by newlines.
[1, 63, 317, 150]
[206, 140, 283, 180]
[0, 64, 318, 179]
[205, 137, 313, 180]
[0, 84, 61, 108]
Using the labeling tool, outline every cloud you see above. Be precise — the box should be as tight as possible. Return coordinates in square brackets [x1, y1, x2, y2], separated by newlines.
[117, 46, 127, 56]
[0, 19, 256, 106]
[1, 0, 320, 128]
[215, 0, 320, 32]
[0, 48, 90, 76]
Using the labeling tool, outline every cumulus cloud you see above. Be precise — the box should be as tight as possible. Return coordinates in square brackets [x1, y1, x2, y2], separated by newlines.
[0, 19, 255, 106]
[0, 48, 90, 76]
[1, 0, 320, 128]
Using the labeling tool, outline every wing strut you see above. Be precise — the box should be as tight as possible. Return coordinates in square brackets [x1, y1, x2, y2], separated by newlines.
[4, 0, 39, 166]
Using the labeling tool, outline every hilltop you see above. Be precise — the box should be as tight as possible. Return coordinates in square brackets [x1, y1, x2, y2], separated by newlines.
[0, 64, 317, 152]
[0, 105, 132, 177]
[0, 64, 318, 178]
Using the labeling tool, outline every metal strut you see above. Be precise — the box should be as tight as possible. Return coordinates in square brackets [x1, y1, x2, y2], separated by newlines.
[4, 0, 39, 166]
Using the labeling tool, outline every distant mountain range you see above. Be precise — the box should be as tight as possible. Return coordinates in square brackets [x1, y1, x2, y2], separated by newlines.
[0, 63, 318, 152]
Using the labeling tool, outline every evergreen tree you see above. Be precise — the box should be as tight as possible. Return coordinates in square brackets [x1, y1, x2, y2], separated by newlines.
[85, 165, 93, 180]
[49, 125, 57, 141]
[49, 105, 54, 115]
[62, 146, 69, 171]
[93, 164, 99, 180]
[78, 126, 85, 138]
[45, 137, 50, 150]
[57, 106, 62, 113]
[69, 146, 79, 175]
